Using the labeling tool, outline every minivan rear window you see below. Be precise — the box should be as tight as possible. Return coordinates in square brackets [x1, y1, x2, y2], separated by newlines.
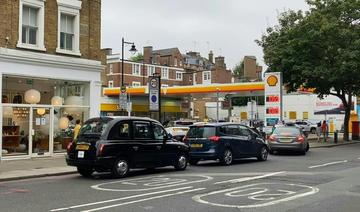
[273, 127, 300, 136]
[187, 126, 216, 138]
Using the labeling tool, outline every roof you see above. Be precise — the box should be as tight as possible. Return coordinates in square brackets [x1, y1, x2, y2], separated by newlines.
[89, 116, 160, 123]
[190, 122, 247, 127]
[152, 48, 179, 56]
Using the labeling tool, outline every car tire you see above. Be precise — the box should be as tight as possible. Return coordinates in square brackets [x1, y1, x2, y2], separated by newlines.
[112, 158, 130, 178]
[257, 146, 269, 161]
[220, 149, 233, 166]
[174, 153, 188, 171]
[305, 143, 310, 152]
[77, 167, 93, 177]
[189, 159, 200, 165]
[269, 150, 275, 155]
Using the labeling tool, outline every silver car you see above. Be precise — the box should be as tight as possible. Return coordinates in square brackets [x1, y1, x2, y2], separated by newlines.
[267, 126, 309, 155]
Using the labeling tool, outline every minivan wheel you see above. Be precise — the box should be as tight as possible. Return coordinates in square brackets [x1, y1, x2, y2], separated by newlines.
[257, 146, 268, 161]
[112, 158, 129, 178]
[77, 167, 93, 177]
[306, 143, 310, 152]
[174, 154, 188, 171]
[220, 149, 233, 166]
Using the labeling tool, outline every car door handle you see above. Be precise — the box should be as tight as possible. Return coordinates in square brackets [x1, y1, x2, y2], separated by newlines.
[133, 146, 139, 151]
[156, 146, 162, 150]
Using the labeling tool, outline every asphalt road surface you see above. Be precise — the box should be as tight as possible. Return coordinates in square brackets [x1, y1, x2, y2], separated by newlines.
[1, 143, 360, 212]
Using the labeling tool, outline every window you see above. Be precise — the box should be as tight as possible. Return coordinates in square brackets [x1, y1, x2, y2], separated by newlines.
[108, 81, 114, 88]
[17, 0, 46, 51]
[303, 112, 309, 120]
[153, 124, 166, 140]
[176, 72, 183, 80]
[239, 126, 251, 137]
[289, 111, 297, 120]
[108, 122, 131, 140]
[161, 67, 169, 79]
[147, 65, 155, 76]
[220, 125, 240, 136]
[174, 58, 178, 67]
[109, 64, 113, 74]
[56, 0, 82, 55]
[132, 64, 141, 76]
[134, 122, 152, 139]
[132, 81, 141, 87]
[22, 6, 38, 45]
[203, 71, 211, 84]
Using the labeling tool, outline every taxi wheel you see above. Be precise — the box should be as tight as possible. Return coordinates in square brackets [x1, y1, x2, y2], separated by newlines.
[112, 158, 130, 178]
[174, 154, 188, 171]
[77, 167, 94, 178]
[257, 146, 268, 161]
[220, 149, 233, 166]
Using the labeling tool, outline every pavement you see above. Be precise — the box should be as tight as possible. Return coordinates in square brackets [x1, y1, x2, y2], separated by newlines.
[0, 134, 359, 182]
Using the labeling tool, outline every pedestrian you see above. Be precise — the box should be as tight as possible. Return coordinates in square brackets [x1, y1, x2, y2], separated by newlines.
[316, 121, 321, 142]
[73, 119, 82, 141]
[321, 121, 327, 142]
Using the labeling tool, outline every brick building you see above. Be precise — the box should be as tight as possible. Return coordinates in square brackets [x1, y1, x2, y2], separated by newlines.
[0, 0, 103, 159]
[233, 56, 263, 82]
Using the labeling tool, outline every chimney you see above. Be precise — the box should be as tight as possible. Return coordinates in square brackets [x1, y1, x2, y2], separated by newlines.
[208, 50, 213, 63]
[103, 48, 112, 55]
[215, 56, 226, 69]
[143, 46, 153, 64]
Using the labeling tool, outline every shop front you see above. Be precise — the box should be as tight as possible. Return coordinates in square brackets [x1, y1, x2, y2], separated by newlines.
[0, 48, 102, 160]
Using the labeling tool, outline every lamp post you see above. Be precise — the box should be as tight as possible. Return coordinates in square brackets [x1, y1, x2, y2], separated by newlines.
[121, 37, 137, 88]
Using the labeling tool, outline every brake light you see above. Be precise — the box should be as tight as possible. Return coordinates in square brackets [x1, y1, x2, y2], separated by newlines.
[268, 135, 277, 142]
[98, 143, 105, 156]
[67, 142, 73, 153]
[297, 136, 305, 142]
[209, 136, 220, 143]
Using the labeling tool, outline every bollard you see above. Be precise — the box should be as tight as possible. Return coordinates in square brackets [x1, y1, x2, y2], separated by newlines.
[334, 130, 338, 143]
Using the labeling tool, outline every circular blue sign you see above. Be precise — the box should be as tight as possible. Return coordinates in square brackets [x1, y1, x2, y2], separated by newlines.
[151, 95, 157, 102]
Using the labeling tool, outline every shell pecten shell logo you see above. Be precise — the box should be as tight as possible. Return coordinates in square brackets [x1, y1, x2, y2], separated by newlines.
[267, 75, 278, 87]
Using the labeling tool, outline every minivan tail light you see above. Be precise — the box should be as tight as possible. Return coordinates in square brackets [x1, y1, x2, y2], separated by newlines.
[297, 136, 305, 142]
[209, 136, 220, 143]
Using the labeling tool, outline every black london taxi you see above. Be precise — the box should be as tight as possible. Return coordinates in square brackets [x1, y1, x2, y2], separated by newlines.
[66, 116, 189, 178]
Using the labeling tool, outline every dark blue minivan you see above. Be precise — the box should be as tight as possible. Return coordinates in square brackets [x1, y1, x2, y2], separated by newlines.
[184, 123, 269, 165]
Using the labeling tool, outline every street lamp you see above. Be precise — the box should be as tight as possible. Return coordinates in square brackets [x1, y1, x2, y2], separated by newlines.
[121, 37, 137, 88]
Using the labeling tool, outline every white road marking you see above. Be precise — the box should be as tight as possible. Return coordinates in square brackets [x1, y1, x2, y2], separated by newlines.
[358, 157, 360, 160]
[50, 186, 194, 211]
[91, 174, 213, 191]
[308, 160, 348, 169]
[192, 183, 319, 208]
[82, 187, 206, 212]
[214, 171, 285, 184]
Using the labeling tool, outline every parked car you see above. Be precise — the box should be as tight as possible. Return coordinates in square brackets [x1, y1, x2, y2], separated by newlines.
[267, 126, 309, 155]
[66, 116, 189, 178]
[295, 120, 318, 134]
[183, 123, 269, 166]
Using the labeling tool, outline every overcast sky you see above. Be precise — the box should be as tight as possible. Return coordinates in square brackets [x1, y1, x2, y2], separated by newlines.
[101, 0, 309, 70]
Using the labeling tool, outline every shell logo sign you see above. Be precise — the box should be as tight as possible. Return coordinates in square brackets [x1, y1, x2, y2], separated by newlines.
[267, 75, 278, 86]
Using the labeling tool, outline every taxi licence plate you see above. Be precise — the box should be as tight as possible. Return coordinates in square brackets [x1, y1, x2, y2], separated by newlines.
[76, 144, 89, 150]
[191, 144, 203, 148]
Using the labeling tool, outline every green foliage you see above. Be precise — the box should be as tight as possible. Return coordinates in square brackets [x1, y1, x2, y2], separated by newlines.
[232, 96, 265, 106]
[129, 53, 144, 62]
[233, 60, 244, 77]
[256, 0, 360, 140]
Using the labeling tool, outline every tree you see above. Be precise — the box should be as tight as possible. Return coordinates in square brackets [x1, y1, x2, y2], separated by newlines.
[256, 0, 360, 141]
[233, 60, 245, 78]
[129, 53, 143, 62]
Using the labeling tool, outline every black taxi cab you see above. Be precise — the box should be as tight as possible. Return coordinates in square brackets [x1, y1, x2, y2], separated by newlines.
[66, 116, 189, 178]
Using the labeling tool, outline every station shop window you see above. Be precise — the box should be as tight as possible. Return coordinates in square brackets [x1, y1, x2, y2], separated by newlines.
[289, 111, 297, 120]
[303, 112, 309, 120]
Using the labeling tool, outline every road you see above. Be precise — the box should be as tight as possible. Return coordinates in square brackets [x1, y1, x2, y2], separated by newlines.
[1, 143, 360, 212]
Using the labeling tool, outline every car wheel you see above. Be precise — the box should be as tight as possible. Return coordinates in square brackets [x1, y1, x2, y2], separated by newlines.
[189, 159, 200, 165]
[269, 149, 275, 155]
[112, 158, 130, 178]
[174, 154, 188, 171]
[257, 146, 269, 161]
[220, 149, 233, 166]
[77, 167, 93, 177]
[305, 143, 310, 152]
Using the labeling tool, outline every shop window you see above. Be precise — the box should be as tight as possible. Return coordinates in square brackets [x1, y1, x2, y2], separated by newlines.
[284, 111, 287, 118]
[17, 0, 46, 51]
[303, 112, 309, 120]
[289, 111, 297, 120]
[56, 0, 81, 56]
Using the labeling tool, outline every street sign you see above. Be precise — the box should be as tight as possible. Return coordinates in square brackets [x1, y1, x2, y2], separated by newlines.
[149, 76, 160, 111]
[264, 72, 282, 126]
[119, 87, 127, 110]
